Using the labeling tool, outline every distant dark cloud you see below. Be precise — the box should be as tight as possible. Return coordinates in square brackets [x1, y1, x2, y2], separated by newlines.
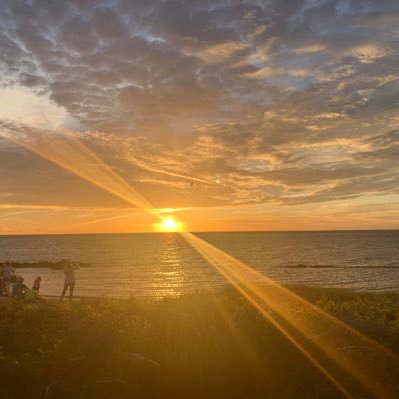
[0, 0, 399, 209]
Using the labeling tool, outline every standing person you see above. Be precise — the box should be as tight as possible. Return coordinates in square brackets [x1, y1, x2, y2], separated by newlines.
[3, 262, 15, 295]
[33, 276, 43, 293]
[0, 263, 6, 295]
[60, 261, 79, 302]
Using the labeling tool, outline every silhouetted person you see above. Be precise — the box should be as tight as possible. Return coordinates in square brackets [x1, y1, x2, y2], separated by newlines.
[60, 261, 79, 302]
[0, 263, 6, 295]
[33, 276, 43, 293]
[2, 262, 15, 295]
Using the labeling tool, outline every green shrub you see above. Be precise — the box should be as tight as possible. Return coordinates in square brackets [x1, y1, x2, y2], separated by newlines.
[0, 287, 398, 399]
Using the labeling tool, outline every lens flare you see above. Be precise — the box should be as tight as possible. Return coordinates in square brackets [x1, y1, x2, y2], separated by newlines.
[181, 232, 399, 399]
[2, 122, 399, 398]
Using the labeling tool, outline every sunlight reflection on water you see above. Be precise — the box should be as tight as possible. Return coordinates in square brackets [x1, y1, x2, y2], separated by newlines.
[1, 231, 399, 297]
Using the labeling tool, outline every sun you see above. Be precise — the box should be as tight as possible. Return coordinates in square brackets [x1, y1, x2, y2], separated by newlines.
[154, 217, 184, 232]
[163, 218, 178, 230]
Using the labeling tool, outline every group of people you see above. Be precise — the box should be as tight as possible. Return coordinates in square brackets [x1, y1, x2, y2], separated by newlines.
[0, 262, 43, 302]
[0, 260, 78, 303]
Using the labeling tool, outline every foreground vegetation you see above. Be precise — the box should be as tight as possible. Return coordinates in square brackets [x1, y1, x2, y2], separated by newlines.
[1, 287, 399, 399]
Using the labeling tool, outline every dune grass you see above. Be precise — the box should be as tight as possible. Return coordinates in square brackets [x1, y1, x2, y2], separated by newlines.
[1, 286, 399, 399]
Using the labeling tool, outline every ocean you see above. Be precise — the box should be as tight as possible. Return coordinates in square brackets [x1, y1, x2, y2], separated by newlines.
[1, 231, 399, 298]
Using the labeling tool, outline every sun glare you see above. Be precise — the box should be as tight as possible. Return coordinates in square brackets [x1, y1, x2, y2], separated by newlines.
[155, 217, 184, 232]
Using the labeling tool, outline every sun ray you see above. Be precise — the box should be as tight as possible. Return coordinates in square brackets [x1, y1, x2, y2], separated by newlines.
[2, 123, 399, 398]
[181, 232, 399, 399]
[0, 122, 156, 216]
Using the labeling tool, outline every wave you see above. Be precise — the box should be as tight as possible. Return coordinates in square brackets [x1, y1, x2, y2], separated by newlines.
[282, 264, 399, 269]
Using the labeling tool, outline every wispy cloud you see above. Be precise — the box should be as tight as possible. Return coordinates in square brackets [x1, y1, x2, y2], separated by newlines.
[0, 0, 399, 231]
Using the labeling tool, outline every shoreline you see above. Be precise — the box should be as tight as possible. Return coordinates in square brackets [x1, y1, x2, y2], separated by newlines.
[2, 284, 399, 303]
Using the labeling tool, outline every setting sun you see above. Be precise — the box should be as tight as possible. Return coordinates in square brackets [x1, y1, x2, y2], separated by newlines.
[155, 217, 184, 232]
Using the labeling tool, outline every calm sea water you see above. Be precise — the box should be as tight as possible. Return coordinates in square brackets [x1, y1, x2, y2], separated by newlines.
[1, 231, 398, 298]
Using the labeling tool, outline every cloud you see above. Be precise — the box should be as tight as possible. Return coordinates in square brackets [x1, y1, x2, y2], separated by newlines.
[1, 116, 398, 212]
[0, 0, 399, 219]
[290, 44, 328, 55]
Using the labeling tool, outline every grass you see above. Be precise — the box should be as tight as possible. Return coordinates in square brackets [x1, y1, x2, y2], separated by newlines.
[1, 286, 399, 399]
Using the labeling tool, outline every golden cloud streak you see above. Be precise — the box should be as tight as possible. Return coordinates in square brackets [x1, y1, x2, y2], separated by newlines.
[0, 124, 156, 215]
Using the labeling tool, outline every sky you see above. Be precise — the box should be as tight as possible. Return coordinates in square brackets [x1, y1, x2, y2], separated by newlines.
[0, 0, 399, 234]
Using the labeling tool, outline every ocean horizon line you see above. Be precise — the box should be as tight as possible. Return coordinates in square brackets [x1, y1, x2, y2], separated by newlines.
[1, 228, 399, 237]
